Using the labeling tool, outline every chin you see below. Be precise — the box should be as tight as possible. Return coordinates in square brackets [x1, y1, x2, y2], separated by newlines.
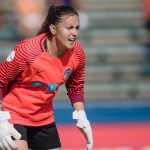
[68, 43, 75, 49]
[68, 45, 74, 49]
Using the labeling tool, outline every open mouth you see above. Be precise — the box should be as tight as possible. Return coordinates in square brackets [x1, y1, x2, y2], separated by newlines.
[68, 38, 76, 43]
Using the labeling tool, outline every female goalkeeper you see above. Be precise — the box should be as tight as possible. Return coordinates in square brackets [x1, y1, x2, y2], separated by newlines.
[0, 5, 93, 150]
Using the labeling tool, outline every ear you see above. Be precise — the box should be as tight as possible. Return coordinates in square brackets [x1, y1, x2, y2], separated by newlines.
[49, 24, 56, 34]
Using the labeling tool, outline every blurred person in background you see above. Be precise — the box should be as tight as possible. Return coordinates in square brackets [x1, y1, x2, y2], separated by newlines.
[0, 4, 7, 31]
[0, 6, 5, 26]
[15, 0, 46, 39]
[143, 0, 150, 61]
[0, 5, 93, 150]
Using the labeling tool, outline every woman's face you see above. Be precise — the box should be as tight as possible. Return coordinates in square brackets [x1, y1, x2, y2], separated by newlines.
[53, 14, 80, 50]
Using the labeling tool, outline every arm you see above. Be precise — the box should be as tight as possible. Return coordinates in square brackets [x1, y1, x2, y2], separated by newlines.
[65, 43, 85, 104]
[72, 102, 93, 150]
[73, 101, 84, 110]
[0, 46, 28, 102]
[66, 44, 93, 150]
[0, 45, 28, 149]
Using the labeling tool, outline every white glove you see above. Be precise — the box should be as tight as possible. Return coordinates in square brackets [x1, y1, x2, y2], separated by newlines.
[0, 111, 21, 150]
[73, 110, 93, 150]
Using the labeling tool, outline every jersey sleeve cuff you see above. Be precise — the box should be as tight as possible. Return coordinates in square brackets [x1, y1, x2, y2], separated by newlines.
[69, 94, 84, 104]
[0, 89, 3, 101]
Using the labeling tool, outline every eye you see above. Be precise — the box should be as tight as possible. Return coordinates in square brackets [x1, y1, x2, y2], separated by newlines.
[66, 26, 74, 30]
[76, 26, 80, 30]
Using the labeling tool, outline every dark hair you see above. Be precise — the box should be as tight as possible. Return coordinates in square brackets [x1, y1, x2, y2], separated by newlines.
[37, 5, 78, 39]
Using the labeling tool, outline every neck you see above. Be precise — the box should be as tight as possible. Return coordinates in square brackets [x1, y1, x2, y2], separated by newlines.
[46, 39, 66, 58]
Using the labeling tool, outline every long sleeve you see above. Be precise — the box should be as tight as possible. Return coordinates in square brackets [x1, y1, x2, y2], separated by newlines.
[65, 42, 85, 104]
[0, 34, 47, 100]
[0, 43, 28, 99]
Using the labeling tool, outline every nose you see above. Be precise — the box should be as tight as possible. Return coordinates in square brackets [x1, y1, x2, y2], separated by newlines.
[72, 28, 79, 36]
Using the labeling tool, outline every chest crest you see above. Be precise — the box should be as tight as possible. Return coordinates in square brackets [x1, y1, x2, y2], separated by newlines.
[64, 67, 72, 79]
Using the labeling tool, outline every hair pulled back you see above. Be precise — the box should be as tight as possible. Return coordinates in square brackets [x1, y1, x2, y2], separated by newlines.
[37, 5, 78, 39]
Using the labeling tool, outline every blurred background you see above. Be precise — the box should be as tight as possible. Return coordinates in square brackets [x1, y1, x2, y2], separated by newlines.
[0, 0, 150, 149]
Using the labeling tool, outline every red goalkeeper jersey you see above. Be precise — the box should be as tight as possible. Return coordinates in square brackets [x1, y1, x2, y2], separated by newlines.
[0, 33, 85, 126]
[144, 0, 150, 20]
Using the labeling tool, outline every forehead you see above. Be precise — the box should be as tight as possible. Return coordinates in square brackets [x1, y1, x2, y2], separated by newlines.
[59, 14, 79, 25]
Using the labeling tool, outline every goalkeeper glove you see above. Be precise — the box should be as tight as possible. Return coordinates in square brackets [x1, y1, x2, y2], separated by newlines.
[0, 111, 21, 150]
[73, 110, 93, 150]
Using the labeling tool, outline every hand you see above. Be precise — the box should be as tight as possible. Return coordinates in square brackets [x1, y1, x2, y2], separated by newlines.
[0, 111, 21, 150]
[73, 110, 93, 150]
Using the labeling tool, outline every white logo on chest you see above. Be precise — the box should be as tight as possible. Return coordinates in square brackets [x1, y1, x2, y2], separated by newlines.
[6, 50, 15, 62]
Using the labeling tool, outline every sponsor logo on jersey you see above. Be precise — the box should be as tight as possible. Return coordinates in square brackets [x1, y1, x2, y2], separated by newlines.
[64, 67, 72, 79]
[6, 50, 15, 62]
[47, 84, 58, 92]
[31, 81, 44, 87]
[31, 81, 58, 92]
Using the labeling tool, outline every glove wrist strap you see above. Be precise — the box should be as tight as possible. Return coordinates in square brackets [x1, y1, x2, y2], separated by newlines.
[73, 110, 87, 120]
[0, 111, 11, 122]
